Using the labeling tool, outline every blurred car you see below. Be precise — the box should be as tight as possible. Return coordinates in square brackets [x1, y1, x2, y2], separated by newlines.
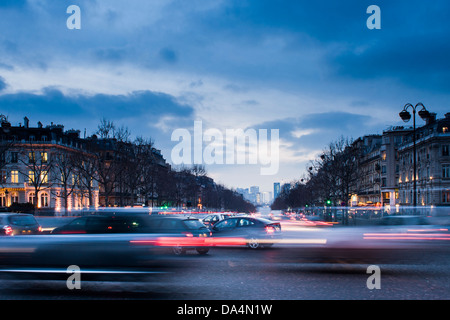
[201, 213, 234, 228]
[0, 213, 42, 236]
[52, 214, 211, 255]
[210, 216, 282, 249]
[379, 215, 429, 226]
[0, 233, 179, 284]
[51, 214, 151, 234]
[145, 217, 211, 255]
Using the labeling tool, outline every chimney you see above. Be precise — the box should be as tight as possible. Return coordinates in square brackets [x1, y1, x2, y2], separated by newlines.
[24, 116, 29, 128]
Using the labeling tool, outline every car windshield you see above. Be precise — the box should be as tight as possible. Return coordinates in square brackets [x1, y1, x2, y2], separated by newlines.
[183, 219, 207, 230]
[9, 215, 37, 226]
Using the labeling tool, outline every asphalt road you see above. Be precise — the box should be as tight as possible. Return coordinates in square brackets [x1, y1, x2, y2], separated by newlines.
[0, 228, 449, 300]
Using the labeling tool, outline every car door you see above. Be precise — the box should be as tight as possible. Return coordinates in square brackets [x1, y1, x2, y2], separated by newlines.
[57, 216, 89, 234]
[235, 218, 257, 237]
[159, 219, 182, 234]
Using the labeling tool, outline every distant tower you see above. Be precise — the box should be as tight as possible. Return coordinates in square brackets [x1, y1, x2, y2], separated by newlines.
[274, 182, 280, 198]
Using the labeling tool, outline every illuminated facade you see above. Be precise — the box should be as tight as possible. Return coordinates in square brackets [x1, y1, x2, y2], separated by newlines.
[0, 116, 99, 214]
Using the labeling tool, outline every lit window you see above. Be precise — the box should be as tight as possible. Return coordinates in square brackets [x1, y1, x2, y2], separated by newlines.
[41, 171, 48, 183]
[11, 170, 19, 183]
[29, 171, 35, 183]
[28, 152, 36, 163]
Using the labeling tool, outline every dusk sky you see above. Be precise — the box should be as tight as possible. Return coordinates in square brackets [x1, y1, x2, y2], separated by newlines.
[1, 0, 449, 193]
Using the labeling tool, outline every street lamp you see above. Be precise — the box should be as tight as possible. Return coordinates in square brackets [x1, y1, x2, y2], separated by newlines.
[399, 103, 431, 208]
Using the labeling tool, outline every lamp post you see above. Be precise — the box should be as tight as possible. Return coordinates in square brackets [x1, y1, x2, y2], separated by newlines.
[399, 103, 431, 209]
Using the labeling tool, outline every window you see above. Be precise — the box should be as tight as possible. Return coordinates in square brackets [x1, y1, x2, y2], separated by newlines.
[443, 191, 450, 203]
[28, 171, 35, 183]
[214, 219, 238, 231]
[41, 152, 48, 163]
[11, 192, 18, 204]
[11, 170, 19, 183]
[40, 192, 49, 207]
[28, 192, 36, 204]
[443, 145, 449, 157]
[11, 152, 18, 163]
[443, 164, 450, 179]
[238, 218, 255, 227]
[28, 152, 36, 163]
[41, 171, 48, 183]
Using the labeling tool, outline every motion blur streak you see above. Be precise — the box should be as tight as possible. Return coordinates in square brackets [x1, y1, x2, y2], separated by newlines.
[364, 233, 450, 240]
[276, 239, 327, 244]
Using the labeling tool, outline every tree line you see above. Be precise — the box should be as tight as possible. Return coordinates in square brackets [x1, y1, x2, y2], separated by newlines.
[271, 136, 362, 219]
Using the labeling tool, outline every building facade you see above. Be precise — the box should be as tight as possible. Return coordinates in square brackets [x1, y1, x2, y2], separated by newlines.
[351, 113, 450, 208]
[396, 113, 450, 206]
[0, 116, 99, 213]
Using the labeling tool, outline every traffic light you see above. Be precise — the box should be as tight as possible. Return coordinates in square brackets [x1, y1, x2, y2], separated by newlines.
[326, 199, 332, 206]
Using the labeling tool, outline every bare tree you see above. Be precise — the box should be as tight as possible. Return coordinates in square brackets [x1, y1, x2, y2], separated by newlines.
[51, 149, 77, 215]
[96, 118, 115, 139]
[72, 151, 98, 209]
[17, 142, 54, 213]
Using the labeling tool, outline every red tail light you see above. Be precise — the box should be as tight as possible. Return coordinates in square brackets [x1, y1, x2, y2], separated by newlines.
[3, 225, 13, 236]
[265, 226, 275, 234]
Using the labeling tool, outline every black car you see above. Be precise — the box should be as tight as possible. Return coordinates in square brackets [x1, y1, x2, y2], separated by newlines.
[52, 214, 211, 255]
[210, 216, 282, 249]
[0, 213, 42, 236]
[51, 214, 151, 234]
[145, 217, 211, 255]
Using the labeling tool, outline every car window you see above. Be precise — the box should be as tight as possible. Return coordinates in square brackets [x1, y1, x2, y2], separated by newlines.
[183, 219, 206, 230]
[238, 218, 255, 227]
[8, 215, 38, 226]
[214, 218, 237, 230]
[203, 216, 212, 222]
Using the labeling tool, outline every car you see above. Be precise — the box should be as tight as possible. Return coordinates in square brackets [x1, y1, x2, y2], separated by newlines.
[379, 215, 429, 226]
[0, 213, 42, 236]
[210, 216, 282, 249]
[201, 213, 234, 228]
[52, 214, 211, 255]
[51, 214, 151, 234]
[145, 217, 211, 255]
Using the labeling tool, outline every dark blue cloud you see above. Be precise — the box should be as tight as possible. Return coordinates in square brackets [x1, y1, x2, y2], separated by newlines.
[0, 88, 194, 139]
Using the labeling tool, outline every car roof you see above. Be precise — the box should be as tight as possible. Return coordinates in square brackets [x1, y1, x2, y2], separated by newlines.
[150, 216, 200, 221]
[0, 213, 33, 216]
[223, 216, 274, 224]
